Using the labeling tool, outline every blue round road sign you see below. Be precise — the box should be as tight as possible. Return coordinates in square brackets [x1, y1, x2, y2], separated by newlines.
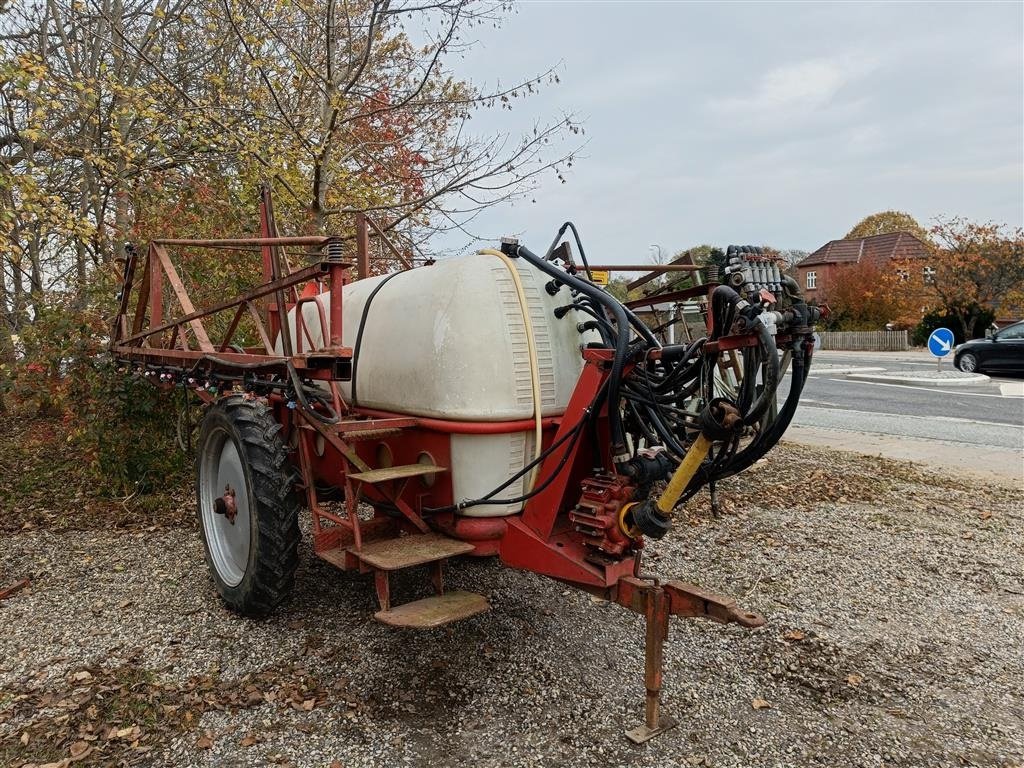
[927, 327, 955, 358]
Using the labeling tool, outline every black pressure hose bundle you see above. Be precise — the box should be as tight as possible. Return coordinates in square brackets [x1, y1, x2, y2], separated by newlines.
[526, 227, 815, 511]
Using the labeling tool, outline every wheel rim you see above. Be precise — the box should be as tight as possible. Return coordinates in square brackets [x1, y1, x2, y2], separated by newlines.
[960, 355, 976, 372]
[199, 429, 252, 587]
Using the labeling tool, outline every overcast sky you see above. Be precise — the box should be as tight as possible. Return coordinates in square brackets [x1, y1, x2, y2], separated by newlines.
[433, 1, 1023, 262]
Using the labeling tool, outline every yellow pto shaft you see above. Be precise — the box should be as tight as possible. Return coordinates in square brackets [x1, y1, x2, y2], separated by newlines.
[655, 433, 713, 515]
[620, 400, 741, 540]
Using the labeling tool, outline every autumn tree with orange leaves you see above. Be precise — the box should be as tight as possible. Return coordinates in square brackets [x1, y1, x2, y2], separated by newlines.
[913, 218, 1024, 339]
[819, 258, 920, 331]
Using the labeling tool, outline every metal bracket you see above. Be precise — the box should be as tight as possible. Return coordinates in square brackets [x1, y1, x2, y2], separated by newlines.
[614, 576, 765, 744]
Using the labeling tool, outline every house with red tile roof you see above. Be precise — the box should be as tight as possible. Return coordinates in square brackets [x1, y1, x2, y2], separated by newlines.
[795, 231, 932, 300]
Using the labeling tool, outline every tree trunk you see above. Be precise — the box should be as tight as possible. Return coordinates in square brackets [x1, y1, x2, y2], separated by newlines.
[966, 311, 980, 341]
[76, 178, 89, 293]
[111, 0, 129, 265]
[954, 309, 971, 343]
[28, 229, 43, 321]
[11, 252, 24, 331]
[0, 257, 16, 367]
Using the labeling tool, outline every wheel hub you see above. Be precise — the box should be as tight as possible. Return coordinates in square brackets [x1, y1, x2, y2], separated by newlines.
[215, 485, 238, 523]
[200, 431, 251, 587]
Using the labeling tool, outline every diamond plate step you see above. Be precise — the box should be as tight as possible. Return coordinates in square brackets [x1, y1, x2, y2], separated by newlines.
[348, 532, 474, 571]
[374, 591, 489, 628]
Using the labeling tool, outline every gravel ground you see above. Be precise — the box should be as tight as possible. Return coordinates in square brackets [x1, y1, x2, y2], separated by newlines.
[1, 444, 1022, 768]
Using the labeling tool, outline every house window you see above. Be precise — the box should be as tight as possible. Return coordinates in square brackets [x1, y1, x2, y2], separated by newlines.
[806, 271, 816, 290]
[923, 266, 936, 284]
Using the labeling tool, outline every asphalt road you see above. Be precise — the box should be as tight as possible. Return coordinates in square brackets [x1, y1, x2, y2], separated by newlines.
[787, 351, 1024, 453]
[774, 352, 1024, 483]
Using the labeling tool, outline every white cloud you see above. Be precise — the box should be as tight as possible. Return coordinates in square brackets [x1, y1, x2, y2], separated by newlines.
[711, 56, 875, 115]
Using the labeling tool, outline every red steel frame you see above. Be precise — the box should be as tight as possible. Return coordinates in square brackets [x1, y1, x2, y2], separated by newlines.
[111, 190, 767, 741]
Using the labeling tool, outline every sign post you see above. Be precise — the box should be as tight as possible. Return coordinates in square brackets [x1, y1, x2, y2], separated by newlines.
[927, 327, 954, 372]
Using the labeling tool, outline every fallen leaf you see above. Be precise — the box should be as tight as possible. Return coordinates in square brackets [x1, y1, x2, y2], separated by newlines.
[846, 674, 863, 687]
[19, 732, 29, 746]
[301, 698, 315, 711]
[783, 630, 805, 642]
[979, 510, 992, 520]
[69, 740, 91, 759]
[752, 697, 771, 709]
[196, 734, 214, 749]
[240, 734, 258, 748]
[73, 671, 93, 683]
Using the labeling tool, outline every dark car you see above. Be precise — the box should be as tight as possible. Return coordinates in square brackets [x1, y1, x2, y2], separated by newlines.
[954, 320, 1024, 374]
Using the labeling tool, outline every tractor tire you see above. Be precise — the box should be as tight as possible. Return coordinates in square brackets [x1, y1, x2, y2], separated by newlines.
[196, 395, 300, 617]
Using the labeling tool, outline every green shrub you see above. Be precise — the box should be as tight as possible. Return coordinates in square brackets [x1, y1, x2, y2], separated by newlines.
[6, 280, 188, 501]
[912, 304, 993, 346]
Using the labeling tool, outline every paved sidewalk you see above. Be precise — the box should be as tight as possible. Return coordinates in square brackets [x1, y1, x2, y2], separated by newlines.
[846, 369, 991, 387]
[814, 349, 936, 364]
[784, 425, 1023, 488]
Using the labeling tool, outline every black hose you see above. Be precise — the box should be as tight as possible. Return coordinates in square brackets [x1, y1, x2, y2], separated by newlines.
[510, 242, 638, 457]
[544, 221, 594, 282]
[286, 361, 339, 424]
[710, 285, 742, 340]
[741, 321, 781, 426]
[350, 270, 403, 406]
[717, 339, 811, 480]
[425, 376, 609, 513]
[622, 303, 661, 348]
[566, 302, 616, 344]
[453, 420, 587, 508]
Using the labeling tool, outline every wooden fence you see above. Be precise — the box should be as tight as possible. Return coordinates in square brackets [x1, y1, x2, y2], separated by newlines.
[817, 330, 909, 351]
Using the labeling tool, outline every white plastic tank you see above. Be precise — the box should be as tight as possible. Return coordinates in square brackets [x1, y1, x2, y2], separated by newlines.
[277, 252, 596, 516]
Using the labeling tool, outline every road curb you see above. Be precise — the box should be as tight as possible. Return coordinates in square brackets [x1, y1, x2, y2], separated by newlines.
[846, 372, 990, 387]
[810, 366, 886, 375]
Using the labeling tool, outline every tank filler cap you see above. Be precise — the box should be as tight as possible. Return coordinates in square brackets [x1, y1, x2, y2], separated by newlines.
[500, 236, 519, 256]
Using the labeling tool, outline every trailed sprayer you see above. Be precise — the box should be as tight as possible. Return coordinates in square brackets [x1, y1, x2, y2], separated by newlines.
[112, 189, 825, 741]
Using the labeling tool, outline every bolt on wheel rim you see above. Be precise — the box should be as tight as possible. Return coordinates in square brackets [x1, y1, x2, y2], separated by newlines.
[200, 429, 252, 587]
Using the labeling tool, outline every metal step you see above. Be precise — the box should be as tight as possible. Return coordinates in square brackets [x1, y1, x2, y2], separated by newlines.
[374, 591, 489, 629]
[341, 428, 404, 442]
[317, 546, 349, 570]
[335, 417, 417, 434]
[348, 532, 474, 571]
[347, 463, 445, 484]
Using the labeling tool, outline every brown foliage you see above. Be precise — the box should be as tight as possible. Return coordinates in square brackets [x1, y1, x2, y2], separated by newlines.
[922, 218, 1024, 337]
[819, 259, 920, 330]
